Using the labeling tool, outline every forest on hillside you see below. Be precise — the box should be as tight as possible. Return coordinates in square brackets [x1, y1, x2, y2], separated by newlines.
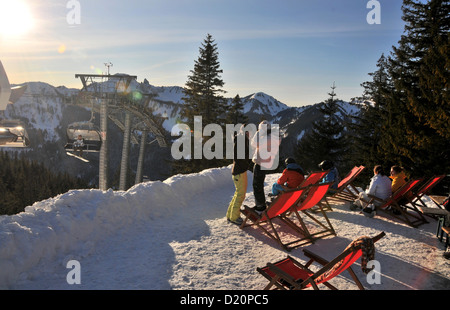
[0, 151, 89, 215]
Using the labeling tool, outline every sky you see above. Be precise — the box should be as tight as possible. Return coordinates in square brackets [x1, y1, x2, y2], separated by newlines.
[0, 0, 407, 107]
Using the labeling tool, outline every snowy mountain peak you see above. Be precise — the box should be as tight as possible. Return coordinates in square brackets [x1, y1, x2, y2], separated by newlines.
[242, 92, 290, 116]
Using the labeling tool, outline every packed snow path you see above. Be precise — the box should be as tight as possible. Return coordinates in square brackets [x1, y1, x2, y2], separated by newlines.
[1, 166, 449, 289]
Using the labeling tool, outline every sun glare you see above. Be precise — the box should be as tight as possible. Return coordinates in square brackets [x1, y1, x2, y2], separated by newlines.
[0, 0, 34, 37]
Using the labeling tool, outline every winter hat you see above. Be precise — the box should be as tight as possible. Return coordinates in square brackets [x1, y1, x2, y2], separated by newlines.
[285, 157, 296, 165]
[318, 160, 333, 170]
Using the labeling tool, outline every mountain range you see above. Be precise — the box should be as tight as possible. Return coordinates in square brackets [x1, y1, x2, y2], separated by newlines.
[3, 77, 361, 188]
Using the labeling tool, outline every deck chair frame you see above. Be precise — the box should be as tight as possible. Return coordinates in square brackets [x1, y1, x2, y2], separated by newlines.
[299, 170, 333, 212]
[299, 170, 329, 188]
[282, 183, 336, 247]
[367, 179, 427, 228]
[257, 232, 386, 290]
[327, 166, 365, 203]
[409, 175, 446, 209]
[240, 187, 312, 251]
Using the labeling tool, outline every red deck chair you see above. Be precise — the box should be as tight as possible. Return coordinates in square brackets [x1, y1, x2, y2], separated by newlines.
[367, 179, 427, 228]
[240, 187, 311, 251]
[299, 170, 329, 188]
[282, 183, 336, 247]
[299, 170, 333, 211]
[327, 166, 365, 203]
[257, 232, 385, 290]
[409, 175, 446, 209]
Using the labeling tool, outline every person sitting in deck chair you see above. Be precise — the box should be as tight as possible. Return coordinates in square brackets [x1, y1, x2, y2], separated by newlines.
[73, 135, 85, 157]
[271, 157, 305, 196]
[390, 165, 407, 193]
[318, 160, 340, 190]
[350, 165, 392, 218]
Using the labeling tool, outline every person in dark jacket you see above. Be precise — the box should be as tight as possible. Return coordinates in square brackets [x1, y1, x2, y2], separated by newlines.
[271, 157, 305, 195]
[319, 160, 340, 190]
[226, 126, 254, 225]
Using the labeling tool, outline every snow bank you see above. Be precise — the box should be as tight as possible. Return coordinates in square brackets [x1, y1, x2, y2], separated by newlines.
[0, 166, 231, 288]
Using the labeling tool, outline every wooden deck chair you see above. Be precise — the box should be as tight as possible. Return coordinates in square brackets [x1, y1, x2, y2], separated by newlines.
[418, 207, 450, 240]
[300, 170, 333, 211]
[409, 175, 446, 209]
[299, 170, 329, 188]
[240, 187, 312, 251]
[283, 183, 336, 245]
[327, 166, 365, 203]
[367, 179, 428, 228]
[257, 232, 385, 290]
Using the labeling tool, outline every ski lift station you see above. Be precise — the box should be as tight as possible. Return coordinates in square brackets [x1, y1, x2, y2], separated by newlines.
[66, 71, 167, 191]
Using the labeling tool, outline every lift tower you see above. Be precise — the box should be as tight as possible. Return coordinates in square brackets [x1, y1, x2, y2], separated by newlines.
[75, 73, 137, 190]
[74, 71, 167, 191]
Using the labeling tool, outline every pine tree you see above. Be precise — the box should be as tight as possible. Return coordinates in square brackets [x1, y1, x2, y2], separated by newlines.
[181, 34, 226, 128]
[387, 0, 450, 177]
[226, 94, 248, 125]
[0, 151, 89, 215]
[352, 55, 402, 166]
[173, 34, 228, 174]
[296, 83, 347, 172]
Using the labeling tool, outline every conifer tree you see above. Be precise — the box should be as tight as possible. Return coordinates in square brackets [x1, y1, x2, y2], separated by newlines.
[0, 151, 89, 215]
[351, 55, 404, 167]
[173, 34, 228, 174]
[226, 94, 248, 125]
[387, 0, 449, 176]
[181, 34, 226, 128]
[296, 83, 347, 172]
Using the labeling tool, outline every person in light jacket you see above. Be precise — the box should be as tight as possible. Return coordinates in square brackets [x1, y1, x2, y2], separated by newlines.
[251, 120, 280, 213]
[73, 134, 85, 157]
[350, 165, 392, 218]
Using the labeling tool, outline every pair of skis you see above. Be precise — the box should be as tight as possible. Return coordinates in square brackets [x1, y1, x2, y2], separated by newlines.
[66, 152, 89, 162]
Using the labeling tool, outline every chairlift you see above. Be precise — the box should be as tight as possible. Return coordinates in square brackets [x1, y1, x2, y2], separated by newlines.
[64, 121, 102, 153]
[0, 119, 30, 148]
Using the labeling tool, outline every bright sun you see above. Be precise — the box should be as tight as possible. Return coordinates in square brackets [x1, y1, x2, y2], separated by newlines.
[0, 0, 34, 37]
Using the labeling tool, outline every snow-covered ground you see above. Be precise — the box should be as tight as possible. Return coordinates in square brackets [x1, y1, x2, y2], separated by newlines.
[0, 166, 449, 290]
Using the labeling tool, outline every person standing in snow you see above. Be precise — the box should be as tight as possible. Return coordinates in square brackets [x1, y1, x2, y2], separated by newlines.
[251, 120, 280, 214]
[226, 125, 254, 225]
[350, 165, 392, 218]
[390, 165, 407, 193]
[271, 157, 305, 196]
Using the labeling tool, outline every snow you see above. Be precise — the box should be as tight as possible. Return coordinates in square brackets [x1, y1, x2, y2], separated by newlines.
[0, 166, 449, 290]
[6, 82, 64, 143]
[242, 92, 290, 115]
